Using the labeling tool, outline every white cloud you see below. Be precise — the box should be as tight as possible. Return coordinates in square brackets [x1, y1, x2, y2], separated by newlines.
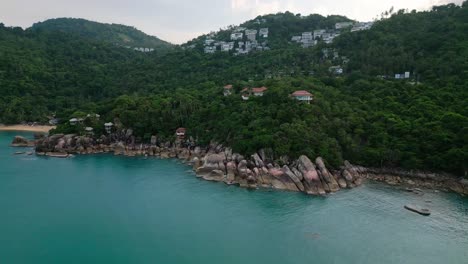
[231, 0, 285, 16]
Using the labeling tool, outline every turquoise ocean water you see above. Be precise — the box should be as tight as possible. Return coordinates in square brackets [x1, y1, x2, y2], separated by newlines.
[0, 131, 467, 263]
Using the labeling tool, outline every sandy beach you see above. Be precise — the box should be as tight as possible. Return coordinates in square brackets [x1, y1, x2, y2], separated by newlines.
[0, 125, 56, 133]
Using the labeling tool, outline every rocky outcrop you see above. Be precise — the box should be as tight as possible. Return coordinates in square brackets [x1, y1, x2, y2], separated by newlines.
[361, 166, 468, 195]
[297, 155, 323, 195]
[282, 165, 305, 192]
[196, 153, 226, 179]
[28, 132, 467, 197]
[316, 157, 340, 192]
[340, 161, 365, 187]
[11, 136, 34, 147]
[225, 161, 237, 184]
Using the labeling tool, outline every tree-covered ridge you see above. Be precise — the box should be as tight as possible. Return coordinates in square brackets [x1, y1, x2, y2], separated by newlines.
[0, 2, 466, 176]
[30, 18, 173, 51]
[333, 2, 468, 84]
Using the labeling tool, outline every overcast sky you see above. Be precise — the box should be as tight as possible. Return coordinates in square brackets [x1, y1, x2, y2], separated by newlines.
[0, 0, 463, 44]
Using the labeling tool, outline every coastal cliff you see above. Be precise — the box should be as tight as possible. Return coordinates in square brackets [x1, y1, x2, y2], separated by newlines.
[13, 132, 468, 196]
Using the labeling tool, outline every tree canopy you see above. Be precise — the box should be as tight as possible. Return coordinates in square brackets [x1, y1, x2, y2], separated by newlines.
[0, 2, 466, 176]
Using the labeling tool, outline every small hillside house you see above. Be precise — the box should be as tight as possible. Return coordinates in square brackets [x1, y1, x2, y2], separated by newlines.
[223, 84, 233, 96]
[329, 66, 343, 75]
[104, 122, 114, 133]
[69, 118, 78, 125]
[259, 28, 269, 38]
[176, 127, 186, 139]
[245, 29, 257, 41]
[252, 87, 268, 96]
[49, 118, 59, 125]
[291, 90, 313, 104]
[85, 127, 94, 135]
[241, 88, 250, 100]
[230, 32, 243, 40]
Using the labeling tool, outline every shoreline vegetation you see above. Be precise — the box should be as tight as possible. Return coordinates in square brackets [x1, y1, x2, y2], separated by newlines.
[8, 133, 468, 197]
[0, 3, 466, 178]
[0, 125, 56, 133]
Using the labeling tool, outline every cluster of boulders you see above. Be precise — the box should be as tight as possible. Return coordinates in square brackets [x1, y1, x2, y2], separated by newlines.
[12, 132, 468, 196]
[33, 129, 192, 158]
[28, 133, 365, 195]
[192, 144, 364, 194]
[10, 136, 35, 147]
[362, 167, 468, 195]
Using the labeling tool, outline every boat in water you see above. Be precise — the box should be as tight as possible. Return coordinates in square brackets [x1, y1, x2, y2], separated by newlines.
[404, 204, 431, 216]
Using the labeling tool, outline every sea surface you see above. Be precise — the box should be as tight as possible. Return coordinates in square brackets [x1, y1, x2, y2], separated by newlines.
[1, 131, 467, 264]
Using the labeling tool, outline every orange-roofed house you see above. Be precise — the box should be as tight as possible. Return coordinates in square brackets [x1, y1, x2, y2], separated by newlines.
[252, 86, 268, 96]
[291, 90, 313, 104]
[223, 84, 233, 96]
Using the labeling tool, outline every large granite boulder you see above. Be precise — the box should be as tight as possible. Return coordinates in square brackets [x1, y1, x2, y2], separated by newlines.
[297, 155, 324, 195]
[114, 141, 126, 155]
[192, 157, 202, 170]
[11, 136, 30, 147]
[237, 160, 255, 187]
[178, 148, 191, 160]
[297, 155, 319, 182]
[283, 165, 305, 192]
[291, 167, 304, 181]
[225, 161, 237, 183]
[150, 135, 157, 145]
[202, 169, 225, 182]
[224, 148, 233, 162]
[266, 168, 293, 190]
[196, 153, 226, 175]
[316, 157, 340, 192]
[54, 138, 67, 153]
[341, 160, 365, 187]
[251, 153, 264, 168]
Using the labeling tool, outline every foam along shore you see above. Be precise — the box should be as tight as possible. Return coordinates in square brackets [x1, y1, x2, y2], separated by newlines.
[0, 125, 56, 133]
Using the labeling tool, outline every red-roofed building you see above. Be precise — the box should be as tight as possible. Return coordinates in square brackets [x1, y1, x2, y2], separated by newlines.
[176, 127, 186, 139]
[252, 86, 268, 96]
[291, 90, 313, 104]
[223, 85, 233, 96]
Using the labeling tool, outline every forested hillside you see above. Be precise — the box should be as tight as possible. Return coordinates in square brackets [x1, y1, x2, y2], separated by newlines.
[0, 2, 466, 176]
[31, 18, 173, 51]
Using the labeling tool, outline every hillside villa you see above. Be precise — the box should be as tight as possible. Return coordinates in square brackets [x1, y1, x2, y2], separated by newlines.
[241, 88, 250, 100]
[223, 84, 233, 96]
[104, 122, 114, 133]
[252, 87, 268, 96]
[291, 90, 313, 104]
[176, 127, 186, 139]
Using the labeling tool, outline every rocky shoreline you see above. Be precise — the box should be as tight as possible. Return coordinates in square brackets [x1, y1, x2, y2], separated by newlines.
[10, 133, 468, 196]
